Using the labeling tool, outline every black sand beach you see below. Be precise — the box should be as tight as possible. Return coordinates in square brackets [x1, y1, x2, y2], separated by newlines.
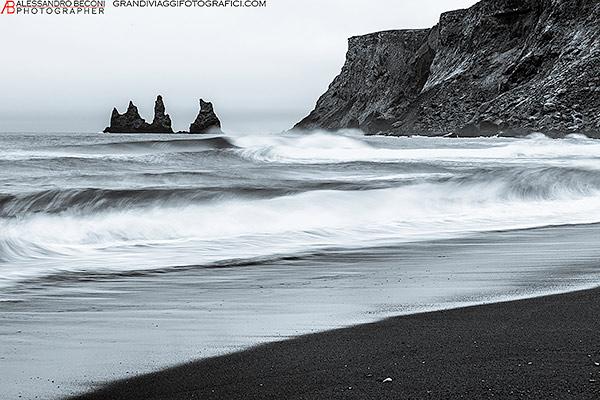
[73, 287, 600, 400]
[5, 134, 600, 399]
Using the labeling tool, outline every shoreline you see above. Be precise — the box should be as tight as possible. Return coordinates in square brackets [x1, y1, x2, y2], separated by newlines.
[72, 286, 600, 400]
[3, 217, 600, 399]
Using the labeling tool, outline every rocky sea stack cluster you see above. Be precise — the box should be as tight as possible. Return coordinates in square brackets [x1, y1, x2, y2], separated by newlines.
[104, 96, 222, 134]
[296, 0, 600, 137]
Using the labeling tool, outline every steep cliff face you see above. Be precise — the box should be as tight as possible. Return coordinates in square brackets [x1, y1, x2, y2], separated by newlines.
[104, 96, 173, 133]
[296, 0, 600, 137]
[296, 29, 434, 133]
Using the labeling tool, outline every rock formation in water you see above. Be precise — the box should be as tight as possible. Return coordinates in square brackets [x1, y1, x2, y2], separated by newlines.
[104, 95, 173, 133]
[147, 95, 173, 133]
[189, 99, 222, 134]
[103, 101, 147, 133]
[296, 0, 600, 137]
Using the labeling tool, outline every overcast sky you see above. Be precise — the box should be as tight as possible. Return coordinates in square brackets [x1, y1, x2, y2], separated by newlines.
[1, 0, 478, 133]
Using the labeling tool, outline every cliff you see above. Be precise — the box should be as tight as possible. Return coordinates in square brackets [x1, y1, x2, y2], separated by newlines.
[296, 0, 600, 137]
[104, 95, 173, 134]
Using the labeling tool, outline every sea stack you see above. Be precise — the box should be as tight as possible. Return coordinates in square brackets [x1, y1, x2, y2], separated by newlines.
[189, 99, 222, 134]
[147, 95, 174, 133]
[103, 101, 148, 133]
[296, 0, 600, 138]
[103, 95, 173, 133]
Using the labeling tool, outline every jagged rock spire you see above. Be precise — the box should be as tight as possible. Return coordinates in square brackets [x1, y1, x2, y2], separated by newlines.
[148, 95, 173, 133]
[103, 96, 173, 134]
[104, 100, 147, 133]
[189, 99, 222, 134]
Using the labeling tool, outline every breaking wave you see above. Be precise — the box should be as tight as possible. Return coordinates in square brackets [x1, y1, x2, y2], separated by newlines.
[2, 131, 600, 286]
[2, 168, 600, 284]
[0, 137, 236, 161]
[233, 131, 600, 165]
[1, 166, 600, 218]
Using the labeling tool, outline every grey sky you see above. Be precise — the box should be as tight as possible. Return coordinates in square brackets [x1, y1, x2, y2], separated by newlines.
[1, 0, 478, 133]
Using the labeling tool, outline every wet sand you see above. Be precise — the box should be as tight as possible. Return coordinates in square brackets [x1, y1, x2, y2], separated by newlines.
[3, 224, 600, 399]
[73, 287, 600, 400]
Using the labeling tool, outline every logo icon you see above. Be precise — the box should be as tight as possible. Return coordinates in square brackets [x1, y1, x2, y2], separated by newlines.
[1, 0, 15, 14]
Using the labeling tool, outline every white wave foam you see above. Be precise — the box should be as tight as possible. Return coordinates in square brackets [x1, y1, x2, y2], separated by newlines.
[2, 176, 600, 286]
[3, 132, 600, 286]
[233, 131, 600, 165]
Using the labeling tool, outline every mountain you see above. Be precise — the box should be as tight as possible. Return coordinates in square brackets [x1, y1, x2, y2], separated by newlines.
[296, 0, 600, 137]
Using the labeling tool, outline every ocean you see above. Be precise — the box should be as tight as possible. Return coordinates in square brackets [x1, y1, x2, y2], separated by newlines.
[2, 131, 600, 398]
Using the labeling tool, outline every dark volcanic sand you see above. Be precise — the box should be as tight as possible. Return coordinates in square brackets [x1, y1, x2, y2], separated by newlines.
[72, 288, 600, 400]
